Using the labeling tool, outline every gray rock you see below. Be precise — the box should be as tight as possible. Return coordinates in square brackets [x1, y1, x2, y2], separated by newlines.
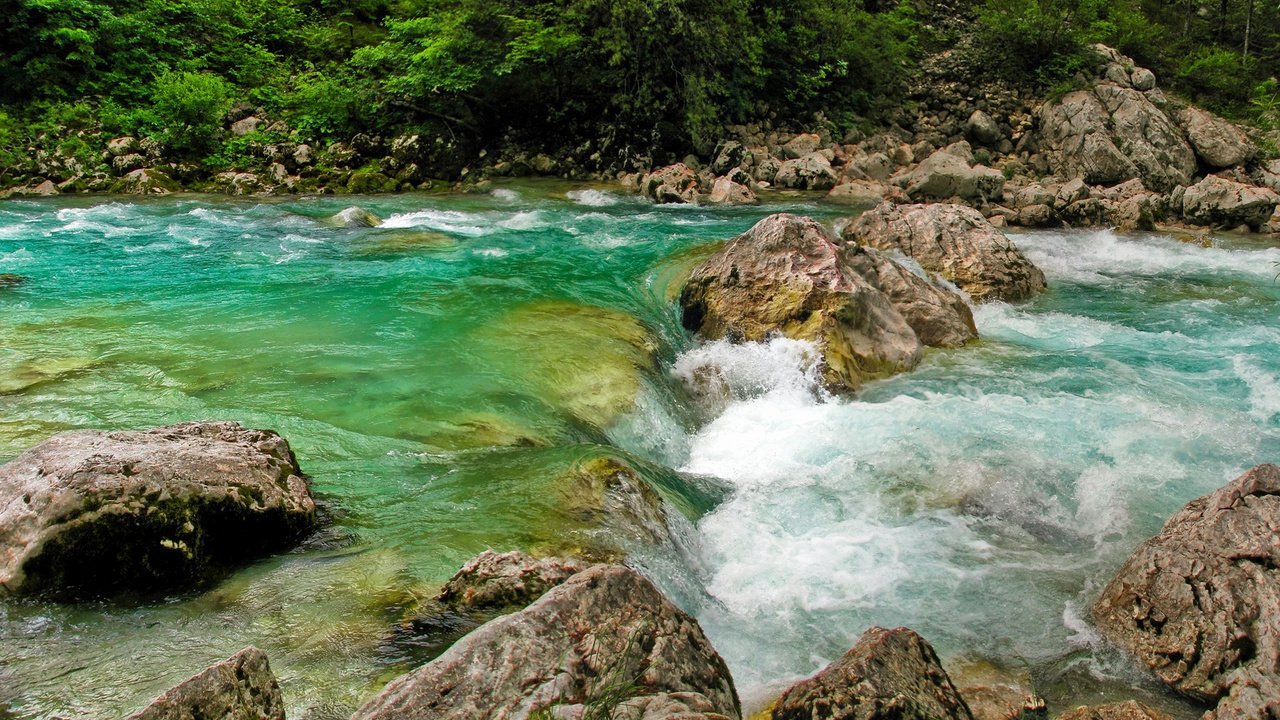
[437, 550, 591, 611]
[895, 142, 1004, 202]
[840, 244, 977, 348]
[707, 175, 758, 205]
[680, 213, 921, 392]
[115, 168, 177, 195]
[1092, 464, 1280, 703]
[0, 422, 317, 597]
[352, 565, 741, 720]
[775, 153, 839, 191]
[112, 153, 147, 173]
[1179, 175, 1280, 230]
[849, 152, 894, 182]
[292, 144, 314, 167]
[827, 180, 900, 206]
[710, 141, 747, 175]
[753, 156, 782, 185]
[126, 647, 284, 720]
[781, 133, 823, 159]
[641, 163, 703, 204]
[1178, 107, 1257, 169]
[1036, 86, 1195, 191]
[106, 136, 139, 157]
[966, 110, 1003, 146]
[1130, 67, 1157, 91]
[842, 203, 1047, 302]
[771, 626, 974, 720]
[230, 116, 262, 137]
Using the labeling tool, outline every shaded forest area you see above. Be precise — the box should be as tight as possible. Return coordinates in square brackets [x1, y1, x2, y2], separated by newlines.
[1, 0, 1277, 177]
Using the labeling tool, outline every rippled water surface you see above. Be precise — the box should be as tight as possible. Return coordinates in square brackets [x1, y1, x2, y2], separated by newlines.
[1, 184, 1277, 718]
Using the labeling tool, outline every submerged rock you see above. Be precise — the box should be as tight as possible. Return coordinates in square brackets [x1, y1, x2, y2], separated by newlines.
[328, 206, 383, 228]
[0, 421, 317, 597]
[771, 626, 973, 720]
[473, 301, 662, 429]
[126, 646, 284, 720]
[353, 564, 741, 720]
[0, 274, 28, 289]
[680, 213, 921, 392]
[547, 454, 675, 561]
[1092, 464, 1280, 707]
[436, 549, 592, 611]
[843, 203, 1046, 302]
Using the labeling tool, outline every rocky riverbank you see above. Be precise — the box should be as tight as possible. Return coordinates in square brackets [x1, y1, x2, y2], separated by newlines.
[3, 46, 1278, 237]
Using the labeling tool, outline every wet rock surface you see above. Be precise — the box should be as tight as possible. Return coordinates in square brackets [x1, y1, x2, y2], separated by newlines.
[1092, 464, 1280, 710]
[680, 213, 922, 392]
[126, 647, 284, 720]
[436, 549, 592, 611]
[0, 421, 316, 597]
[771, 626, 974, 720]
[353, 564, 741, 720]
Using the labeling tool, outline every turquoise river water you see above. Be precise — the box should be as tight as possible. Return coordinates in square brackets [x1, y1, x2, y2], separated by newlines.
[1, 182, 1278, 718]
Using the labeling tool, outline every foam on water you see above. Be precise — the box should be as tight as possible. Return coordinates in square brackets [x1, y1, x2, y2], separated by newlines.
[1017, 227, 1280, 284]
[565, 188, 621, 206]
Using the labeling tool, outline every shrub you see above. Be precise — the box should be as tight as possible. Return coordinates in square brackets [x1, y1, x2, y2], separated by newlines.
[151, 70, 235, 154]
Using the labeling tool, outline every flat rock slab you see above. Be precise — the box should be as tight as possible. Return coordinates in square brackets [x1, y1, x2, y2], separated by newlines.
[127, 646, 285, 720]
[1092, 464, 1280, 705]
[0, 421, 316, 597]
[354, 564, 741, 720]
[772, 626, 974, 720]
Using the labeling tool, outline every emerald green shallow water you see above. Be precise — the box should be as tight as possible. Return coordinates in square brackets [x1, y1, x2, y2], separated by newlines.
[1, 184, 1277, 718]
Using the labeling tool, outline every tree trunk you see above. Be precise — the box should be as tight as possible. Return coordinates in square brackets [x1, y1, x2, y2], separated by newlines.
[1243, 0, 1254, 59]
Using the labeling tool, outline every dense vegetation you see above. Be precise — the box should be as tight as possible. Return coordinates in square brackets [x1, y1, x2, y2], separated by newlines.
[1, 0, 1277, 179]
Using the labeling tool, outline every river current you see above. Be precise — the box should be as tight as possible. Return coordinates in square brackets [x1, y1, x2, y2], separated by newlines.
[1, 183, 1278, 718]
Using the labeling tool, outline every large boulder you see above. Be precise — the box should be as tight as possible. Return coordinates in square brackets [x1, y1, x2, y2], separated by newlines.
[1036, 86, 1196, 191]
[842, 203, 1046, 302]
[352, 564, 741, 720]
[126, 647, 284, 720]
[1092, 464, 1280, 706]
[1176, 175, 1280, 231]
[894, 142, 1004, 202]
[436, 550, 592, 611]
[775, 152, 839, 191]
[680, 213, 922, 392]
[327, 206, 383, 228]
[1178, 107, 1256, 169]
[0, 421, 317, 597]
[642, 163, 704, 204]
[840, 244, 977, 348]
[771, 626, 974, 720]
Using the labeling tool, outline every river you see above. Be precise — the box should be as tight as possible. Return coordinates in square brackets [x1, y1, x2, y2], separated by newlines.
[1, 182, 1277, 718]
